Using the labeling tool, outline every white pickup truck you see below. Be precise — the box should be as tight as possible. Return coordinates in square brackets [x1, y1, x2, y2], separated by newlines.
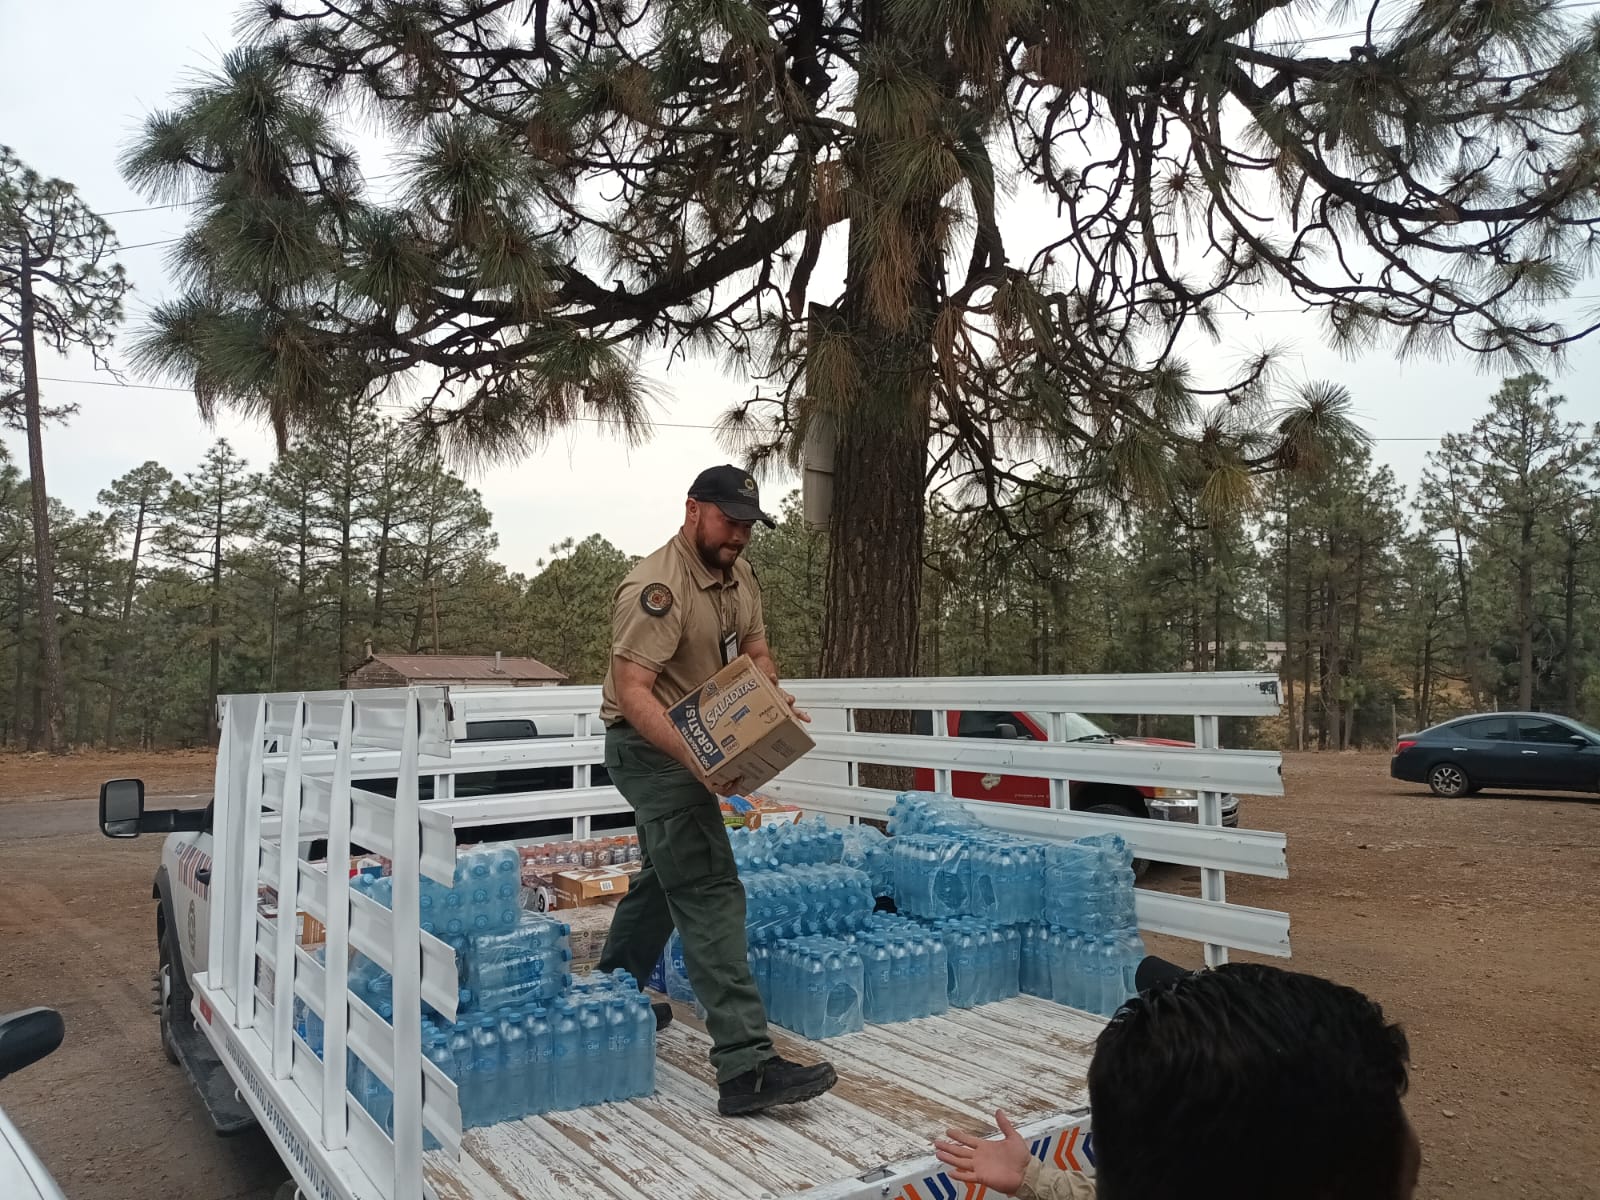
[99, 673, 1289, 1200]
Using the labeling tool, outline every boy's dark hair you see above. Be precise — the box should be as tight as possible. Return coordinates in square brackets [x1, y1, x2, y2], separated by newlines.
[1087, 963, 1412, 1200]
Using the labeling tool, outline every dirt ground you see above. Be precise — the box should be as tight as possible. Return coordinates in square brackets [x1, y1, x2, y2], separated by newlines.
[0, 750, 1596, 1199]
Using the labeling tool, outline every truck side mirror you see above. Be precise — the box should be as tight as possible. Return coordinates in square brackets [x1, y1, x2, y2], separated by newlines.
[995, 722, 1019, 740]
[0, 1007, 65, 1081]
[100, 777, 145, 838]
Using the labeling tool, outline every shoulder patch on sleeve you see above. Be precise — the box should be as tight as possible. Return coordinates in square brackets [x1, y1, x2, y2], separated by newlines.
[639, 581, 675, 617]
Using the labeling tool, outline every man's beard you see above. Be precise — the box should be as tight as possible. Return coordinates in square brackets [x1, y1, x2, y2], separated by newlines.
[696, 531, 741, 569]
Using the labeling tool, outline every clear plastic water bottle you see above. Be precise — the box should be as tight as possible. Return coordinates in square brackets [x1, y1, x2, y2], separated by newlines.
[999, 924, 1021, 999]
[578, 1001, 606, 1107]
[948, 924, 978, 1008]
[903, 933, 929, 1019]
[604, 998, 630, 1102]
[886, 934, 912, 1021]
[801, 950, 828, 1039]
[926, 932, 950, 1015]
[467, 1015, 502, 1128]
[497, 1009, 528, 1121]
[863, 935, 893, 1023]
[628, 992, 656, 1098]
[1116, 927, 1146, 999]
[820, 945, 862, 1038]
[550, 999, 581, 1111]
[524, 1006, 552, 1115]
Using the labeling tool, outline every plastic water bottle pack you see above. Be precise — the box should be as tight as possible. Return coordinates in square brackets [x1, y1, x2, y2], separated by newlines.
[1040, 926, 1144, 1016]
[855, 926, 948, 1024]
[356, 845, 523, 937]
[930, 917, 1020, 1008]
[891, 834, 975, 920]
[729, 814, 845, 872]
[887, 791, 984, 837]
[767, 937, 865, 1040]
[1043, 835, 1137, 935]
[744, 864, 873, 944]
[840, 824, 896, 897]
[466, 912, 574, 1010]
[425, 969, 656, 1126]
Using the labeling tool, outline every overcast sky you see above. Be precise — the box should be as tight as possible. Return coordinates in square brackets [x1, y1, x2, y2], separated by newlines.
[3, 0, 1598, 574]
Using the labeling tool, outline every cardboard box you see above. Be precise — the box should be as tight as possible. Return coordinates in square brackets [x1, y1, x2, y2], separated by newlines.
[668, 655, 815, 793]
[720, 792, 802, 829]
[555, 866, 630, 908]
[564, 900, 619, 966]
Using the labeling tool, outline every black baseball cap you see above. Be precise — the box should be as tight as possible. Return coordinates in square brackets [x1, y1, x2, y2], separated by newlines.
[688, 464, 776, 528]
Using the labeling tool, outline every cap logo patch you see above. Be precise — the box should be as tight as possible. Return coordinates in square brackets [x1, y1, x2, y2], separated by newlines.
[743, 477, 755, 493]
[640, 582, 674, 617]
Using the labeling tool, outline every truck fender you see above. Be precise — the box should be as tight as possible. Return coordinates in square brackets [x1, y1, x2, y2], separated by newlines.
[152, 866, 191, 994]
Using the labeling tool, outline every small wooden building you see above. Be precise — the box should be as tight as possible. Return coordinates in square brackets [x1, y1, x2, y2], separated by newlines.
[343, 651, 567, 689]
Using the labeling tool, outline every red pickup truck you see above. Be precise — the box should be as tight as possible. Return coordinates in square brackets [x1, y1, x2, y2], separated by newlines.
[912, 709, 1241, 827]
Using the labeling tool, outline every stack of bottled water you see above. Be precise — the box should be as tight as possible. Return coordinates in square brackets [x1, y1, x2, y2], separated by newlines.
[465, 913, 574, 1011]
[853, 915, 949, 1023]
[767, 937, 865, 1039]
[931, 917, 1021, 1008]
[423, 970, 657, 1126]
[355, 845, 523, 938]
[968, 836, 1047, 925]
[892, 834, 974, 919]
[1043, 835, 1137, 934]
[1039, 926, 1144, 1016]
[841, 824, 896, 898]
[887, 791, 983, 836]
[728, 814, 845, 871]
[744, 864, 873, 943]
[892, 830, 1050, 925]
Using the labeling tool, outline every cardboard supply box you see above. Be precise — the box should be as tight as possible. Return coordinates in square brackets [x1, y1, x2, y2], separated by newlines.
[720, 791, 802, 829]
[525, 865, 631, 911]
[564, 900, 620, 970]
[667, 654, 815, 794]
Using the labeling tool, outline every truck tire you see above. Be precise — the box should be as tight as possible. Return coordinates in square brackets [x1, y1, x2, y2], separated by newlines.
[158, 921, 183, 1065]
[1084, 803, 1149, 878]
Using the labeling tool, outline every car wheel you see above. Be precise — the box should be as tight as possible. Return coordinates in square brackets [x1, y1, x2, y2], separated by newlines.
[1427, 762, 1471, 798]
[158, 922, 182, 1065]
[1085, 804, 1150, 878]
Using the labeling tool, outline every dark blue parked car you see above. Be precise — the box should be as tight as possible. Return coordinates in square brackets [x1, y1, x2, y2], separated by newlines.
[1391, 712, 1600, 797]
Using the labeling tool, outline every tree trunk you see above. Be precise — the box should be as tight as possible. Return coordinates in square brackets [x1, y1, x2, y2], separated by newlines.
[105, 500, 146, 746]
[1282, 497, 1296, 750]
[1300, 575, 1314, 750]
[18, 270, 67, 755]
[1518, 514, 1535, 710]
[372, 513, 393, 647]
[1563, 538, 1579, 715]
[1450, 528, 1480, 706]
[207, 498, 222, 745]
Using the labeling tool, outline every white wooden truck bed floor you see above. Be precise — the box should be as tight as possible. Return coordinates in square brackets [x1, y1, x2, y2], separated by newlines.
[425, 994, 1102, 1200]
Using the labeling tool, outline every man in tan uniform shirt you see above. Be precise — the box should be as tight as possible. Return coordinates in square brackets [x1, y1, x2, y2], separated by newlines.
[596, 465, 837, 1116]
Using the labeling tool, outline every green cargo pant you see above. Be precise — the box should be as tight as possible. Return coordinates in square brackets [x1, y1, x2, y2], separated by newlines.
[596, 724, 774, 1082]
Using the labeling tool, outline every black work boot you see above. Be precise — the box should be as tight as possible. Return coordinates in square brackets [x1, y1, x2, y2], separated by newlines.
[717, 1055, 838, 1116]
[652, 1001, 674, 1032]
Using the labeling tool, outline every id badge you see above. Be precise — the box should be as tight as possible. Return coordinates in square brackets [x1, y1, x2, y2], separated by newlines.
[721, 630, 739, 666]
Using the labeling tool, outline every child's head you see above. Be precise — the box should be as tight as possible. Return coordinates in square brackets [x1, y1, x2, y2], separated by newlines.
[1088, 962, 1419, 1200]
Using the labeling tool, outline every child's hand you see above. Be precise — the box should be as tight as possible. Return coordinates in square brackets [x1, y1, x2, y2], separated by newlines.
[934, 1109, 1031, 1195]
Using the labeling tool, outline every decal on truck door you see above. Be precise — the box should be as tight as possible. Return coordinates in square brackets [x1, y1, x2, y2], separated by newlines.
[187, 899, 197, 959]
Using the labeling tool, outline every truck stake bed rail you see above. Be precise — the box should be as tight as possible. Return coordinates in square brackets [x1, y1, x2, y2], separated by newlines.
[178, 672, 1285, 1200]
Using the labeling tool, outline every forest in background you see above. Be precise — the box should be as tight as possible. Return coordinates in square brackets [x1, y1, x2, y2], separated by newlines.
[2, 374, 1595, 751]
